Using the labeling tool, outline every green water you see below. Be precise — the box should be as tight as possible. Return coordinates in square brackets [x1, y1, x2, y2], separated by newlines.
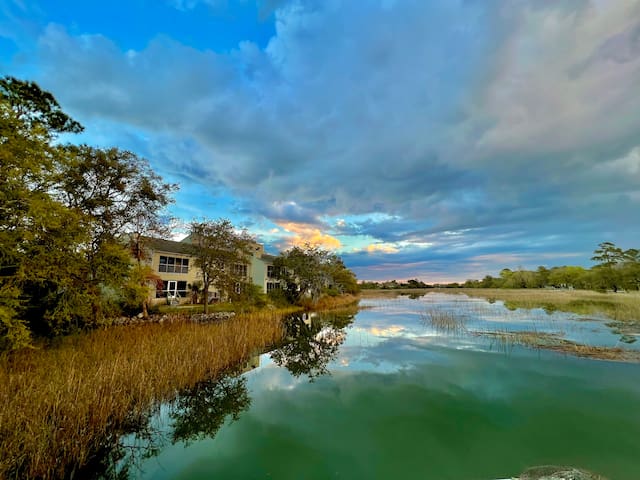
[125, 294, 640, 480]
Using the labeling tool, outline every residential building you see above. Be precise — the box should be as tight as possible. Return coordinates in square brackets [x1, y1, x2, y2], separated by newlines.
[144, 237, 280, 304]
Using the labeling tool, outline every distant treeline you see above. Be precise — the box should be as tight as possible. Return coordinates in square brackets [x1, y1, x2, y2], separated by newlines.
[360, 242, 640, 292]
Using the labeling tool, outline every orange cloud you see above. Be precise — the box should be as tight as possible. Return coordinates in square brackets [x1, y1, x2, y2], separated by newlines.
[277, 222, 342, 250]
[365, 243, 399, 254]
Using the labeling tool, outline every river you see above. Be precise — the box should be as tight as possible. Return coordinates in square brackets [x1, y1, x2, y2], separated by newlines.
[111, 293, 640, 479]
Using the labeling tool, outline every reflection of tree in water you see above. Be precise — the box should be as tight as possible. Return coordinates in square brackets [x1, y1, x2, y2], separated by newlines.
[90, 370, 253, 479]
[270, 311, 354, 380]
[170, 374, 250, 444]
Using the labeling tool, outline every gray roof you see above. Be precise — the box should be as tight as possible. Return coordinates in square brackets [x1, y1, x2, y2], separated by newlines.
[146, 237, 193, 255]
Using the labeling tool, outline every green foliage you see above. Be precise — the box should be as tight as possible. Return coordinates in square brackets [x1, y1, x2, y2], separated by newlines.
[273, 244, 359, 305]
[0, 76, 83, 134]
[267, 288, 292, 307]
[0, 285, 31, 351]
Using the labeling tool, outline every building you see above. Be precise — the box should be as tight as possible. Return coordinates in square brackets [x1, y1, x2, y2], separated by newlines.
[144, 237, 280, 304]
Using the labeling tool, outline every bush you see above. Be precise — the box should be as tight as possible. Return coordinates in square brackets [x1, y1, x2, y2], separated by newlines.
[267, 289, 292, 307]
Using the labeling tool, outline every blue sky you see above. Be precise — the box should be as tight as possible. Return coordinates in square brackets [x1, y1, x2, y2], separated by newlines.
[2, 0, 639, 282]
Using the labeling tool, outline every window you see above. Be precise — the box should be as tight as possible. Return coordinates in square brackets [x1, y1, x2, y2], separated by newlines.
[234, 282, 242, 294]
[267, 282, 280, 293]
[267, 265, 280, 278]
[156, 280, 188, 298]
[233, 264, 248, 277]
[159, 255, 189, 273]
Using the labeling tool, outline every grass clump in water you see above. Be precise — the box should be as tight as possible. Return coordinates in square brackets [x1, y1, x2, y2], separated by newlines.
[474, 330, 640, 363]
[421, 308, 468, 334]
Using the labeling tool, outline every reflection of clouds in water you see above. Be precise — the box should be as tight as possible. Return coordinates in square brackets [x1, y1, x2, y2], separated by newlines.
[246, 364, 303, 392]
[360, 324, 407, 337]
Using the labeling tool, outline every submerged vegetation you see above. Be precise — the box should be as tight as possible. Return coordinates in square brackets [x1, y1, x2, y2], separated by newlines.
[409, 289, 639, 362]
[0, 310, 286, 479]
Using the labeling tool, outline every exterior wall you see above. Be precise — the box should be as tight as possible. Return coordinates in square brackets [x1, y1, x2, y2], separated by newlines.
[250, 255, 268, 292]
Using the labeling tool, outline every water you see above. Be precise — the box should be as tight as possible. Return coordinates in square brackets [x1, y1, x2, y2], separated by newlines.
[115, 294, 640, 479]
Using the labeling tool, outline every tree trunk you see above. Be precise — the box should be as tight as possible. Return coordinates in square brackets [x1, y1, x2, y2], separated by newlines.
[203, 278, 209, 314]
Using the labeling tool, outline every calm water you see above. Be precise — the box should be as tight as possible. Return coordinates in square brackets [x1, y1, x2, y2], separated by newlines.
[117, 294, 640, 480]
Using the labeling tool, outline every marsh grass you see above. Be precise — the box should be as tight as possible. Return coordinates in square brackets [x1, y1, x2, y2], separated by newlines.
[474, 330, 640, 362]
[0, 311, 287, 479]
[421, 308, 468, 334]
[309, 294, 360, 311]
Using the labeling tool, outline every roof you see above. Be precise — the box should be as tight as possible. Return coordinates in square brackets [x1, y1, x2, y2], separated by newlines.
[261, 253, 278, 262]
[146, 237, 194, 255]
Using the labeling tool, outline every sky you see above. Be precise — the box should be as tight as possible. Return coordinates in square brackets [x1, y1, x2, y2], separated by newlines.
[1, 0, 639, 283]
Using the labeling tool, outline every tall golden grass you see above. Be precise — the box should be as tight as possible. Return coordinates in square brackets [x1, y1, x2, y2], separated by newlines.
[307, 294, 360, 311]
[0, 311, 286, 479]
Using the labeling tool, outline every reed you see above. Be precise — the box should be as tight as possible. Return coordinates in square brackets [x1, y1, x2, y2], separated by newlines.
[303, 294, 360, 311]
[421, 308, 468, 334]
[475, 330, 640, 362]
[0, 310, 286, 479]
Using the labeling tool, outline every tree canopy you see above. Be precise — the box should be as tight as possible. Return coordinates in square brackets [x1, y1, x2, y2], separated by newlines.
[273, 244, 359, 304]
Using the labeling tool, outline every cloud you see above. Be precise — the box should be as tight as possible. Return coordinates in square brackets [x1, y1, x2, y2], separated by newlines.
[4, 0, 640, 279]
[364, 244, 399, 254]
[275, 221, 341, 250]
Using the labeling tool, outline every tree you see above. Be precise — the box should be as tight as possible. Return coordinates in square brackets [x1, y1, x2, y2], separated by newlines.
[1, 77, 177, 348]
[55, 146, 177, 321]
[274, 245, 358, 303]
[188, 219, 254, 313]
[621, 248, 640, 291]
[591, 242, 625, 292]
[548, 266, 588, 289]
[0, 77, 87, 346]
[274, 244, 331, 303]
[0, 76, 83, 134]
[325, 255, 360, 294]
